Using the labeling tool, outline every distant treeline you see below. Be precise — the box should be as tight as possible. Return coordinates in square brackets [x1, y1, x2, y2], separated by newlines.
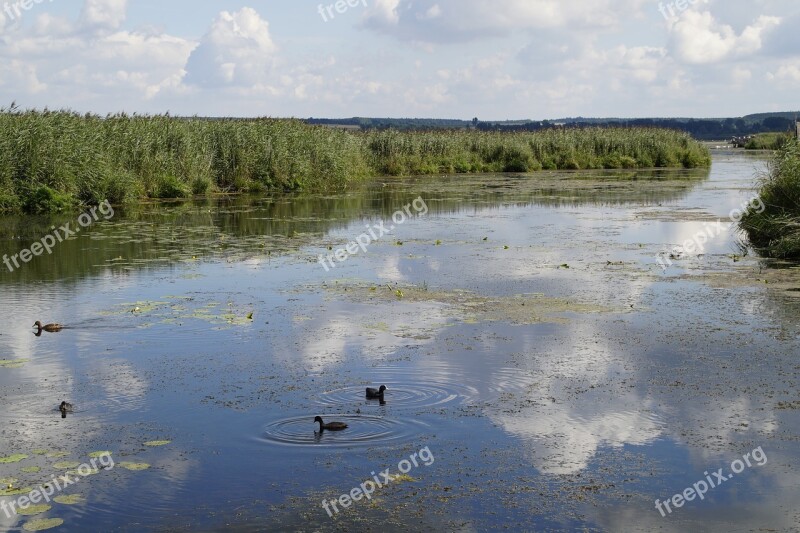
[0, 109, 709, 214]
[307, 113, 800, 140]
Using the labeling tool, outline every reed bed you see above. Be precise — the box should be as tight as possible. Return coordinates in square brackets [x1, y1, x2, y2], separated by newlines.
[0, 109, 710, 213]
[740, 140, 800, 258]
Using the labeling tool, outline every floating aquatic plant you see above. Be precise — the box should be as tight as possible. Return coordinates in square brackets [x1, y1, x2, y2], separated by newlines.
[54, 494, 83, 505]
[18, 504, 51, 516]
[45, 452, 70, 459]
[119, 462, 151, 471]
[143, 440, 171, 447]
[0, 486, 33, 496]
[22, 518, 64, 531]
[21, 466, 41, 474]
[0, 359, 28, 369]
[88, 451, 112, 459]
[0, 453, 28, 464]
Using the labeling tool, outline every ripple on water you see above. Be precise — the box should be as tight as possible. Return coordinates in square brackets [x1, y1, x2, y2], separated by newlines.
[260, 415, 426, 448]
[314, 364, 539, 409]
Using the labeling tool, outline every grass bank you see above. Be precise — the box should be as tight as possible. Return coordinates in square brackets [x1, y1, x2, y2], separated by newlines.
[744, 132, 794, 150]
[0, 109, 710, 213]
[740, 141, 800, 258]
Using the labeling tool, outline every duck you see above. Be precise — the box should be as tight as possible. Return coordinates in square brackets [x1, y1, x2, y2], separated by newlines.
[366, 385, 387, 399]
[33, 321, 63, 333]
[59, 401, 73, 413]
[314, 416, 348, 431]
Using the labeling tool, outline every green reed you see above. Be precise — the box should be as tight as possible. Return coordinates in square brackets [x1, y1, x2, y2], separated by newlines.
[0, 109, 710, 213]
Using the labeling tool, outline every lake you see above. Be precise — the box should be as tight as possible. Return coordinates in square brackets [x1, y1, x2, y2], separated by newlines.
[1, 149, 798, 532]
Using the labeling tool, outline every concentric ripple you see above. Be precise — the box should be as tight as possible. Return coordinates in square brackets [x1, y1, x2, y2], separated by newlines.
[314, 364, 538, 409]
[260, 415, 426, 448]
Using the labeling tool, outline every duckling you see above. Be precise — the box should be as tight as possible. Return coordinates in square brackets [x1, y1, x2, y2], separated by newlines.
[33, 321, 63, 333]
[366, 385, 387, 399]
[314, 416, 348, 431]
[59, 401, 73, 418]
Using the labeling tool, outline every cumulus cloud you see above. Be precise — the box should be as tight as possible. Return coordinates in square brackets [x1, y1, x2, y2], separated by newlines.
[668, 11, 780, 64]
[363, 0, 649, 42]
[184, 7, 277, 88]
[80, 0, 128, 32]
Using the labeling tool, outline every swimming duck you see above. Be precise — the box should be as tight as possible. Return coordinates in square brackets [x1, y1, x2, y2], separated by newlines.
[33, 321, 63, 333]
[314, 416, 348, 431]
[59, 401, 73, 412]
[366, 385, 387, 399]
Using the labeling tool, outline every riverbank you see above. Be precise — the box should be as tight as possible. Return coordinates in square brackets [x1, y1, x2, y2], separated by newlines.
[0, 109, 710, 214]
[740, 140, 800, 258]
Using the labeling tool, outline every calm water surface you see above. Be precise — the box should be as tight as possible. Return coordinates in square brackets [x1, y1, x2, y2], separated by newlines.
[1, 149, 798, 532]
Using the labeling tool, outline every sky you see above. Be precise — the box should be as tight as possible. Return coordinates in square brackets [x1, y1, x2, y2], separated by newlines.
[0, 0, 798, 119]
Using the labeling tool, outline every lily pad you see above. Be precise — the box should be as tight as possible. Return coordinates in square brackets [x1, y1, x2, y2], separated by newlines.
[119, 462, 150, 471]
[53, 494, 83, 505]
[0, 477, 18, 484]
[0, 454, 28, 464]
[23, 518, 64, 531]
[53, 461, 80, 470]
[143, 440, 171, 447]
[32, 450, 48, 456]
[0, 359, 28, 369]
[0, 486, 33, 496]
[45, 452, 70, 459]
[66, 467, 100, 477]
[18, 504, 51, 516]
[21, 467, 41, 474]
[88, 451, 112, 458]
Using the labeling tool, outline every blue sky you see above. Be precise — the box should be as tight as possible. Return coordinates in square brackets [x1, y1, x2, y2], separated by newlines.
[0, 0, 798, 119]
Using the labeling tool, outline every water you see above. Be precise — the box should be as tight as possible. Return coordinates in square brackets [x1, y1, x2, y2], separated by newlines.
[1, 149, 799, 532]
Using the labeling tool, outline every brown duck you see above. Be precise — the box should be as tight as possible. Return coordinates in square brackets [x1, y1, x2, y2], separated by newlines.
[33, 321, 64, 333]
[314, 416, 348, 431]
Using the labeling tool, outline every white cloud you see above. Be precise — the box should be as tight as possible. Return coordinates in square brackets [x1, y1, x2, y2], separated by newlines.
[184, 7, 276, 88]
[363, 0, 649, 42]
[669, 11, 780, 64]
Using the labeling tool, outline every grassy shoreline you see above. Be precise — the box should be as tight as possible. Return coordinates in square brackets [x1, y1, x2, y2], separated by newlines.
[0, 110, 710, 214]
[740, 140, 800, 258]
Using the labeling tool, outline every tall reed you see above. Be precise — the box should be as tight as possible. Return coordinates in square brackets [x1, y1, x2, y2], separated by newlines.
[740, 140, 800, 258]
[0, 109, 710, 213]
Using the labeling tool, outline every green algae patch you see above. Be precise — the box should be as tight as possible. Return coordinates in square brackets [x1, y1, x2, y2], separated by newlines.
[32, 450, 48, 456]
[88, 451, 112, 458]
[18, 504, 51, 516]
[143, 440, 171, 447]
[0, 453, 28, 464]
[21, 467, 41, 474]
[1, 477, 18, 484]
[119, 462, 151, 471]
[54, 494, 83, 505]
[23, 518, 64, 531]
[0, 359, 28, 369]
[53, 461, 80, 470]
[324, 283, 611, 325]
